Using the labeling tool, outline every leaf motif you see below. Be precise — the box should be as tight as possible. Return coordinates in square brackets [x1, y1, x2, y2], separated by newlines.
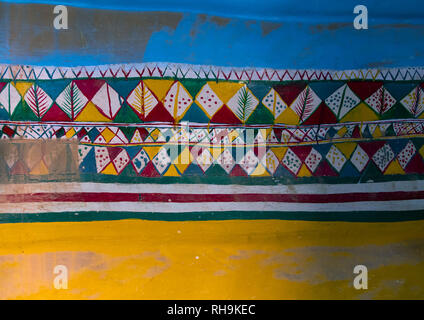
[56, 81, 88, 120]
[127, 81, 158, 119]
[400, 86, 424, 117]
[291, 86, 321, 123]
[24, 84, 52, 119]
[228, 85, 259, 123]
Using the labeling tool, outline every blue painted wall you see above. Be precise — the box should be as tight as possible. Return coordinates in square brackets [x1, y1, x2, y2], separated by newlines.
[0, 0, 423, 69]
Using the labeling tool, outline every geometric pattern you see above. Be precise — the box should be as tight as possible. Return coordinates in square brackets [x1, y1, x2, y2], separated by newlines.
[2, 78, 424, 125]
[2, 64, 424, 181]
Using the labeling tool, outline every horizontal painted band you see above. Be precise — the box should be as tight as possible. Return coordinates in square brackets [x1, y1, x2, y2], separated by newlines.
[3, 190, 424, 204]
[1, 210, 424, 224]
[1, 180, 424, 195]
[1, 63, 424, 81]
[2, 199, 424, 214]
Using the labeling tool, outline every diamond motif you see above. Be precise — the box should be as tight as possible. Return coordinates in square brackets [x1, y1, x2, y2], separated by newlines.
[262, 149, 279, 174]
[350, 145, 369, 172]
[326, 145, 347, 172]
[163, 81, 193, 121]
[195, 148, 214, 172]
[112, 149, 130, 174]
[282, 148, 302, 175]
[400, 86, 424, 117]
[372, 144, 395, 172]
[227, 85, 259, 122]
[304, 148, 322, 173]
[0, 83, 21, 116]
[126, 81, 158, 119]
[152, 148, 171, 174]
[262, 88, 287, 118]
[91, 83, 122, 119]
[325, 84, 360, 119]
[132, 148, 150, 173]
[365, 87, 396, 114]
[216, 148, 235, 174]
[240, 149, 259, 175]
[397, 141, 416, 169]
[94, 146, 111, 173]
[195, 83, 223, 118]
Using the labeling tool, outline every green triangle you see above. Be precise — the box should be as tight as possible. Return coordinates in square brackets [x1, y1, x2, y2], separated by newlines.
[246, 104, 274, 124]
[120, 126, 137, 142]
[11, 101, 38, 121]
[113, 103, 142, 123]
[120, 163, 138, 178]
[360, 161, 383, 182]
[203, 163, 228, 177]
[180, 79, 207, 98]
[381, 102, 413, 120]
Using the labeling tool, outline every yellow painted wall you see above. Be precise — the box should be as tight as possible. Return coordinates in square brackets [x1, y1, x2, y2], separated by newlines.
[1, 219, 424, 299]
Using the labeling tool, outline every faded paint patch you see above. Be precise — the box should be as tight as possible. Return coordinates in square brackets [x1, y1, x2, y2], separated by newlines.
[1, 2, 183, 63]
[260, 21, 282, 37]
[190, 14, 231, 38]
[309, 22, 351, 33]
[264, 240, 424, 284]
[0, 140, 79, 183]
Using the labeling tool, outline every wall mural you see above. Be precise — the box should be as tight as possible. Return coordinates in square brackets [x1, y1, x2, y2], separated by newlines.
[1, 63, 424, 223]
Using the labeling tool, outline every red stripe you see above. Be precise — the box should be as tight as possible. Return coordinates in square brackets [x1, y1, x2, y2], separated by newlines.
[1, 191, 424, 203]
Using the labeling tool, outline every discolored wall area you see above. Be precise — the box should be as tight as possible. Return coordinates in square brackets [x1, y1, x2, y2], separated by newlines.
[0, 0, 424, 68]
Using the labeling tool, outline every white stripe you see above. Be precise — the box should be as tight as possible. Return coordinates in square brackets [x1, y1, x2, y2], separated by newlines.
[0, 180, 423, 195]
[0, 199, 424, 214]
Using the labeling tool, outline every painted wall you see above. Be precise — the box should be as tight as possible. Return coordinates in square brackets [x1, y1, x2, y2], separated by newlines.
[1, 0, 424, 300]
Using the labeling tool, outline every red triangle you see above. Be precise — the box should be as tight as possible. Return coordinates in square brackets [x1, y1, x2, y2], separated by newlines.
[73, 79, 105, 100]
[273, 128, 282, 142]
[404, 154, 424, 174]
[274, 83, 307, 106]
[77, 128, 87, 139]
[210, 105, 242, 124]
[107, 147, 123, 161]
[230, 164, 248, 176]
[140, 161, 161, 177]
[290, 146, 312, 162]
[144, 102, 174, 122]
[0, 82, 7, 92]
[137, 128, 149, 141]
[313, 160, 338, 177]
[347, 81, 383, 100]
[42, 103, 71, 121]
[352, 126, 361, 138]
[358, 141, 387, 158]
[302, 102, 337, 125]
[10, 160, 29, 175]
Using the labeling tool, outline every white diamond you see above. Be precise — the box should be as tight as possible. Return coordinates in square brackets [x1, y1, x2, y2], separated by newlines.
[132, 149, 150, 173]
[91, 83, 122, 119]
[0, 83, 21, 116]
[240, 149, 259, 175]
[195, 83, 223, 118]
[397, 141, 416, 169]
[262, 88, 287, 118]
[350, 145, 369, 172]
[216, 149, 235, 174]
[304, 148, 322, 173]
[372, 144, 395, 172]
[282, 148, 302, 175]
[152, 148, 171, 174]
[326, 145, 347, 172]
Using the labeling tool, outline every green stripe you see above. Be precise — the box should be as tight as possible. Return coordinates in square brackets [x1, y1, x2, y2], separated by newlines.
[2, 172, 424, 186]
[1, 210, 424, 224]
